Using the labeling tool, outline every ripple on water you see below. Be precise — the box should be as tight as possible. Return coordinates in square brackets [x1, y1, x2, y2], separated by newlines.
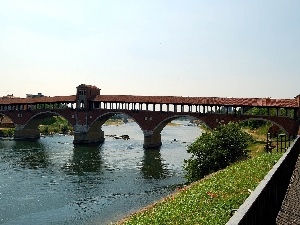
[0, 121, 201, 224]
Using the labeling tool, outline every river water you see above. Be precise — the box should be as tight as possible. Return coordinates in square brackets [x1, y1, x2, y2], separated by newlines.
[0, 120, 201, 225]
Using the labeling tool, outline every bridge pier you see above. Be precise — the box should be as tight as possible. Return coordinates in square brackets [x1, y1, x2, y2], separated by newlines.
[143, 130, 162, 149]
[73, 125, 105, 144]
[14, 125, 40, 140]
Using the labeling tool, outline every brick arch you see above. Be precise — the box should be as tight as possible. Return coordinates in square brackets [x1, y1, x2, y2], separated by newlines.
[23, 111, 73, 130]
[239, 118, 289, 135]
[14, 111, 71, 139]
[192, 114, 299, 137]
[88, 112, 145, 134]
[240, 116, 299, 136]
[14, 111, 74, 140]
[152, 115, 211, 134]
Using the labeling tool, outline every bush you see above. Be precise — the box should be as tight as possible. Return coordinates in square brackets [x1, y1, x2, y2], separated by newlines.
[39, 116, 72, 135]
[184, 122, 254, 183]
[0, 128, 15, 137]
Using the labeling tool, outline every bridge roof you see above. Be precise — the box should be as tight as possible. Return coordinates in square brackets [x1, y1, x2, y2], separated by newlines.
[0, 94, 298, 108]
[93, 95, 299, 108]
[0, 95, 76, 104]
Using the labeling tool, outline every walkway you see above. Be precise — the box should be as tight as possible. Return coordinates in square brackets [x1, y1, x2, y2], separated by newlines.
[277, 151, 300, 224]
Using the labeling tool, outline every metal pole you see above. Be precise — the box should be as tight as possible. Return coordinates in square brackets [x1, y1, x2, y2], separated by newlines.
[277, 136, 279, 152]
[284, 135, 287, 151]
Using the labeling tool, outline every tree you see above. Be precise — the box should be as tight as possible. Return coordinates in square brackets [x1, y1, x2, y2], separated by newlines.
[184, 122, 254, 183]
[242, 107, 268, 129]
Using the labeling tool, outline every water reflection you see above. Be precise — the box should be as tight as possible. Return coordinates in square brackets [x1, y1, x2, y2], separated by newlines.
[0, 122, 201, 225]
[141, 148, 170, 179]
[62, 145, 103, 176]
[11, 140, 50, 169]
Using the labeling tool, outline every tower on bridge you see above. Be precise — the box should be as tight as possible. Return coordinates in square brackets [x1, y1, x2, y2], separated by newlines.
[76, 84, 100, 111]
[74, 84, 104, 145]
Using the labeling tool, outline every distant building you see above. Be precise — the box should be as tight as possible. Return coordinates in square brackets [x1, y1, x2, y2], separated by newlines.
[0, 115, 14, 128]
[26, 93, 44, 98]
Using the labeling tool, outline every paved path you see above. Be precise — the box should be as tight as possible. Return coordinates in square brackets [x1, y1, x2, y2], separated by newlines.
[277, 154, 300, 224]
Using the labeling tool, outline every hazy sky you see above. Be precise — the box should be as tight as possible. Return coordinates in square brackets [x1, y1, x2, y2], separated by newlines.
[1, 0, 299, 99]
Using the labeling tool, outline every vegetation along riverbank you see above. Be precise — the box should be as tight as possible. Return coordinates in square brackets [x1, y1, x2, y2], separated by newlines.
[0, 116, 289, 224]
[117, 122, 285, 225]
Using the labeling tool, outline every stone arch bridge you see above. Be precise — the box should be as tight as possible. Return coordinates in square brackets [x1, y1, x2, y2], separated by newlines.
[1, 84, 299, 149]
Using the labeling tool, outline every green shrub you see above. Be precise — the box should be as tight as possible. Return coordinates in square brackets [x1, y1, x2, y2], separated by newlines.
[0, 128, 15, 137]
[184, 122, 254, 183]
[39, 116, 72, 134]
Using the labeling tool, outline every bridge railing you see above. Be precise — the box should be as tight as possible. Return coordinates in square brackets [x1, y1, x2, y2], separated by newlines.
[1, 100, 297, 120]
[226, 136, 300, 225]
[92, 102, 297, 118]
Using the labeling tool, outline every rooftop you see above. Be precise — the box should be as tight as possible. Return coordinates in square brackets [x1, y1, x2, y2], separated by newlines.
[0, 88, 298, 108]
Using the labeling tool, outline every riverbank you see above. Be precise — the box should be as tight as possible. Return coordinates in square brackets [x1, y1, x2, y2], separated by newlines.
[116, 126, 283, 224]
[117, 150, 282, 224]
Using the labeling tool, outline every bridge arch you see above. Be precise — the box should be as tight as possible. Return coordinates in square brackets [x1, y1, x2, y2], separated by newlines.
[14, 111, 73, 140]
[240, 117, 289, 136]
[24, 111, 73, 129]
[89, 112, 144, 132]
[153, 115, 210, 134]
[138, 115, 206, 149]
[74, 112, 146, 145]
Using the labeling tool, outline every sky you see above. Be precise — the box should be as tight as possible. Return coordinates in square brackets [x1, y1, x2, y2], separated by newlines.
[0, 0, 299, 99]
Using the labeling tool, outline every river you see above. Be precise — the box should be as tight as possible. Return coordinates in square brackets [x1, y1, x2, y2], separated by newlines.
[0, 119, 201, 225]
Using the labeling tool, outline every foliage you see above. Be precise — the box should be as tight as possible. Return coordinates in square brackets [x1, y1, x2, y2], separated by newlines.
[184, 122, 254, 183]
[39, 116, 72, 135]
[0, 128, 15, 137]
[118, 152, 283, 225]
[39, 116, 57, 125]
[241, 107, 294, 130]
[241, 108, 268, 129]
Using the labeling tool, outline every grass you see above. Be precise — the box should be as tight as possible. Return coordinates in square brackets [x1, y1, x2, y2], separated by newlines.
[104, 119, 125, 126]
[116, 125, 284, 225]
[118, 152, 283, 225]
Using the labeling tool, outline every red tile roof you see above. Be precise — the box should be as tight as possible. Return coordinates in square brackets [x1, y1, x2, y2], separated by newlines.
[93, 95, 299, 108]
[0, 95, 76, 104]
[0, 94, 298, 108]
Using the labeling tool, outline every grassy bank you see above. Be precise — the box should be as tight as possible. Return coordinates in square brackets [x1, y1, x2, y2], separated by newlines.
[104, 119, 125, 126]
[118, 152, 282, 225]
[117, 125, 284, 225]
[39, 116, 73, 135]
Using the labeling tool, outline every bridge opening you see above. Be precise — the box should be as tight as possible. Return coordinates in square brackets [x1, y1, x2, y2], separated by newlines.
[155, 116, 203, 147]
[14, 112, 73, 140]
[101, 113, 144, 142]
[79, 101, 85, 110]
[240, 118, 294, 153]
[84, 112, 144, 147]
[38, 115, 73, 135]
